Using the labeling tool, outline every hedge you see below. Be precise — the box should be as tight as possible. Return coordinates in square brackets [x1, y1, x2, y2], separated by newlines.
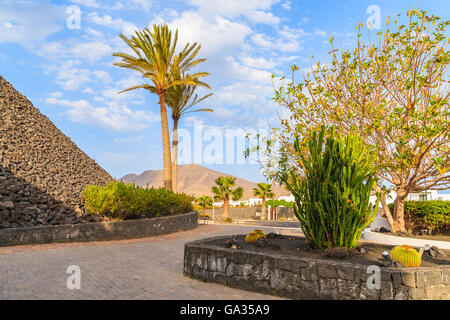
[266, 199, 294, 208]
[388, 200, 450, 233]
[83, 181, 194, 220]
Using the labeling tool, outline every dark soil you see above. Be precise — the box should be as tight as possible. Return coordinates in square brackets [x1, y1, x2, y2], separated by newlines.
[206, 235, 450, 268]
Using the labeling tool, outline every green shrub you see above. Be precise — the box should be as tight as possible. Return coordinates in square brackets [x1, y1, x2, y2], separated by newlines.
[266, 199, 294, 207]
[387, 201, 450, 233]
[83, 181, 194, 220]
[281, 126, 379, 249]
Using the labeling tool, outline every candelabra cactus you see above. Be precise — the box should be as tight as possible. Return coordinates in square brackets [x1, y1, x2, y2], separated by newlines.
[390, 245, 423, 267]
[281, 126, 380, 249]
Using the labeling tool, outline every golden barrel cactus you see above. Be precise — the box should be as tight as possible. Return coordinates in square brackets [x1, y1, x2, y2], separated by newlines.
[253, 229, 265, 237]
[245, 230, 266, 244]
[390, 245, 423, 267]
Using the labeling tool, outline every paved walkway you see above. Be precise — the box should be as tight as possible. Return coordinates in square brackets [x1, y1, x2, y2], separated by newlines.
[0, 224, 301, 300]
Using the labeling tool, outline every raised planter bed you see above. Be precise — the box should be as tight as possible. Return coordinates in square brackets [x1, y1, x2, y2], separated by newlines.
[0, 211, 198, 247]
[184, 234, 450, 300]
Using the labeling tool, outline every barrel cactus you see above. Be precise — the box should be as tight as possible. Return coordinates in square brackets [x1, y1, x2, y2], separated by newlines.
[390, 245, 423, 267]
[245, 230, 266, 244]
[253, 229, 265, 237]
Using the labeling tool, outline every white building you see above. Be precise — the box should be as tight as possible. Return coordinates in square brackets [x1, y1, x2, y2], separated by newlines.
[248, 198, 263, 206]
[212, 199, 247, 207]
[277, 194, 295, 202]
[369, 190, 450, 208]
[407, 190, 450, 201]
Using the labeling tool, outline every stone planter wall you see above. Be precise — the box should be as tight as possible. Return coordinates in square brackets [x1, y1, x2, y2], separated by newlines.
[184, 235, 450, 300]
[0, 211, 198, 247]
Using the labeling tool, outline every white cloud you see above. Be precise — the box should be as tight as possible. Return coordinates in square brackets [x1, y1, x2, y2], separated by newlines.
[44, 60, 92, 91]
[161, 11, 252, 57]
[107, 0, 153, 11]
[314, 28, 327, 36]
[70, 41, 112, 62]
[45, 96, 159, 131]
[0, 1, 64, 44]
[244, 10, 280, 24]
[49, 92, 63, 98]
[251, 26, 307, 52]
[89, 12, 138, 35]
[227, 57, 273, 84]
[190, 0, 281, 24]
[240, 57, 277, 70]
[281, 1, 291, 10]
[113, 135, 144, 144]
[298, 17, 311, 25]
[70, 0, 100, 8]
[93, 70, 112, 83]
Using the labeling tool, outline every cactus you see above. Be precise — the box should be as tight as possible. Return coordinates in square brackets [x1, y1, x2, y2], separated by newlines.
[253, 229, 265, 237]
[390, 245, 423, 267]
[245, 230, 266, 244]
[281, 126, 380, 249]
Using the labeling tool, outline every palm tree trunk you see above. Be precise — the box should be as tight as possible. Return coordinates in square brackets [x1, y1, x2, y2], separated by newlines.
[261, 197, 266, 220]
[171, 117, 179, 193]
[223, 197, 229, 220]
[159, 93, 173, 191]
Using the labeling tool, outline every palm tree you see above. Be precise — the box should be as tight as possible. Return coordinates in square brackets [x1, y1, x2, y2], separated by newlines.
[197, 195, 213, 214]
[166, 71, 213, 192]
[113, 24, 209, 191]
[253, 183, 274, 220]
[212, 176, 244, 220]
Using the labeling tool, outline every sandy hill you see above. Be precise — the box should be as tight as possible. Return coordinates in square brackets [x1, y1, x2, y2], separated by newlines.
[121, 164, 290, 199]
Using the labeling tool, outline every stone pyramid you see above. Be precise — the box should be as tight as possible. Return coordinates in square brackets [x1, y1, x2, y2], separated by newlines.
[0, 75, 113, 228]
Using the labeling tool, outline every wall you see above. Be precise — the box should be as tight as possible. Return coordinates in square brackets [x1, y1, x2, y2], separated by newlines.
[184, 235, 450, 300]
[0, 211, 198, 247]
[204, 207, 296, 221]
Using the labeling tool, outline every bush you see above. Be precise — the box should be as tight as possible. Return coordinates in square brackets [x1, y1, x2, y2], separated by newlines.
[387, 201, 450, 234]
[83, 181, 194, 220]
[281, 126, 379, 249]
[266, 199, 294, 207]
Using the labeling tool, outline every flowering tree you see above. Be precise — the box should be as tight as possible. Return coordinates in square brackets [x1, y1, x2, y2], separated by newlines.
[269, 10, 449, 233]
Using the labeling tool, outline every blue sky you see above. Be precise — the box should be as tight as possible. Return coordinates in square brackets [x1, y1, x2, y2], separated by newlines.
[1, 0, 449, 183]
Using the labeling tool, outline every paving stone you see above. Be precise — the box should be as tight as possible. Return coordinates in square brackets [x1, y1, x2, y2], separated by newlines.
[0, 224, 283, 300]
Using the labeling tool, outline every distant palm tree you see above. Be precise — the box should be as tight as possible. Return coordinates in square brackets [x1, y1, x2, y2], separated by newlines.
[113, 24, 209, 191]
[253, 183, 274, 220]
[166, 71, 213, 192]
[197, 195, 213, 214]
[212, 176, 244, 220]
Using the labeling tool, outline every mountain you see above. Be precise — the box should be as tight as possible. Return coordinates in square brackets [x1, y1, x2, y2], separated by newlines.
[120, 163, 290, 199]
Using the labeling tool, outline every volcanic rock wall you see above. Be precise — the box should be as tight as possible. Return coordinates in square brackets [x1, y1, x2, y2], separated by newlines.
[0, 76, 113, 228]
